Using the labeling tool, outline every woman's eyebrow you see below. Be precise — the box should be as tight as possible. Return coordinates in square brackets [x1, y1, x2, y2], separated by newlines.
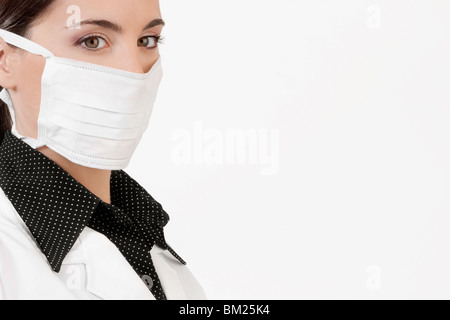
[67, 18, 165, 32]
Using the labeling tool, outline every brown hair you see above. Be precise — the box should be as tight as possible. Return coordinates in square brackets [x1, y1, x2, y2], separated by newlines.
[0, 0, 56, 142]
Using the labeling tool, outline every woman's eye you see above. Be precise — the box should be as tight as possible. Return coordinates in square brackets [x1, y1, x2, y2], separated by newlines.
[138, 36, 158, 49]
[81, 36, 107, 50]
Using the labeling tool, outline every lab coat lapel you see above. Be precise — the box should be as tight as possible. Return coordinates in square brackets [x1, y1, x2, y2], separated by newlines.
[81, 227, 155, 300]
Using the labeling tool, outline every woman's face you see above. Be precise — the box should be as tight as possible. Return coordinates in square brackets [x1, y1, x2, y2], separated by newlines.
[0, 0, 163, 139]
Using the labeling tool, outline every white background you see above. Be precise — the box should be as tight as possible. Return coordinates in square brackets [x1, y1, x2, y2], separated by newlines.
[127, 0, 450, 299]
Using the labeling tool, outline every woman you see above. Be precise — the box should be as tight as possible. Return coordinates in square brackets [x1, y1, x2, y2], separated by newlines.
[0, 0, 206, 300]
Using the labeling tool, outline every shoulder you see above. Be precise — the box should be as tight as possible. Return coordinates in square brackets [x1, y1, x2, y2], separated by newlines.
[0, 186, 50, 273]
[0, 186, 38, 258]
[0, 186, 21, 235]
[0, 187, 77, 300]
[0, 186, 28, 237]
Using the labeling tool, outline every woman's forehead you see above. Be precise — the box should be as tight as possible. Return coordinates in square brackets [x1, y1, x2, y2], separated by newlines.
[39, 0, 163, 32]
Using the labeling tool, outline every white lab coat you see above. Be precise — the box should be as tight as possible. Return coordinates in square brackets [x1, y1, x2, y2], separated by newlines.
[0, 187, 207, 300]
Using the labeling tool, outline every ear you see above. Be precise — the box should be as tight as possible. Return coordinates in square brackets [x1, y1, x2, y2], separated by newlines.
[0, 37, 17, 90]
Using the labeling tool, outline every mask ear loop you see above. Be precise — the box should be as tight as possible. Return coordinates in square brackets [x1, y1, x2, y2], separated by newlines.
[0, 28, 54, 58]
[0, 29, 54, 148]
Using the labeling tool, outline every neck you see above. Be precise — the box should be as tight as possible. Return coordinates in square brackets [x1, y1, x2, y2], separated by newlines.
[37, 146, 112, 204]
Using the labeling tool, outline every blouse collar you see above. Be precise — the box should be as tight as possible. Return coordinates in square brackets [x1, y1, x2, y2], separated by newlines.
[0, 131, 184, 272]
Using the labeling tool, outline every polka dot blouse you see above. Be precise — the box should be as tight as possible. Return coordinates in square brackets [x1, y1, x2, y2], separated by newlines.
[0, 131, 186, 300]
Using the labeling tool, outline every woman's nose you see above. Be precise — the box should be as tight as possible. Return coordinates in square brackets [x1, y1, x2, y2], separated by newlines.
[119, 52, 145, 73]
[116, 46, 156, 74]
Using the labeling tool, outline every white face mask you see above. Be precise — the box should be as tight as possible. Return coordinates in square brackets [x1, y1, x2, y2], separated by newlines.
[0, 29, 163, 170]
